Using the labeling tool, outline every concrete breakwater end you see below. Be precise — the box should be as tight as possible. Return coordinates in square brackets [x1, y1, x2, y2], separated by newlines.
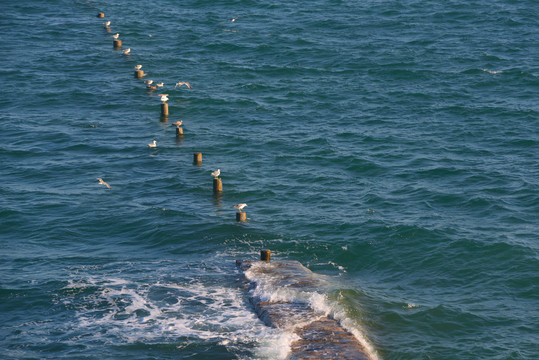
[236, 258, 373, 359]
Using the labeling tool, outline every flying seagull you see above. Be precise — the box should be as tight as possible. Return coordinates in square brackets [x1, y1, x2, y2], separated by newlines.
[175, 81, 192, 89]
[97, 177, 111, 190]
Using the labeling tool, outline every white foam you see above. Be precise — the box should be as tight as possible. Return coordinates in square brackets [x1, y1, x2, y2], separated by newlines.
[61, 274, 294, 359]
[328, 260, 347, 272]
[340, 316, 381, 360]
[58, 257, 380, 360]
[483, 68, 503, 74]
[405, 302, 421, 309]
[244, 261, 380, 360]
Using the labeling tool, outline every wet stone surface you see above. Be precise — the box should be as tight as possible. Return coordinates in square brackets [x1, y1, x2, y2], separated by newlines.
[237, 260, 372, 360]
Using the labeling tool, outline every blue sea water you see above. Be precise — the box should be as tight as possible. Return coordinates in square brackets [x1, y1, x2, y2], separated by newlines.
[1, 0, 538, 359]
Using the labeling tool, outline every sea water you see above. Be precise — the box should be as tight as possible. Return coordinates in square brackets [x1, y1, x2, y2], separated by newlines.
[1, 0, 538, 359]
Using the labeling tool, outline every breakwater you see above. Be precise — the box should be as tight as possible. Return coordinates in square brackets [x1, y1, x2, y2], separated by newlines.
[237, 252, 376, 359]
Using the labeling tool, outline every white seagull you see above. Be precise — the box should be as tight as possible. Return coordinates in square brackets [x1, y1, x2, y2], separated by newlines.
[122, 48, 131, 55]
[211, 169, 220, 178]
[156, 82, 164, 87]
[147, 140, 157, 148]
[144, 79, 153, 85]
[175, 81, 192, 89]
[134, 64, 142, 70]
[103, 21, 111, 27]
[158, 94, 169, 102]
[233, 203, 247, 211]
[112, 33, 120, 40]
[172, 120, 183, 127]
[97, 177, 111, 190]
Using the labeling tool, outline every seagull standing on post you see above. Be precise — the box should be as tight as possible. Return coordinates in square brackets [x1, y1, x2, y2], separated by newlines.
[233, 203, 247, 212]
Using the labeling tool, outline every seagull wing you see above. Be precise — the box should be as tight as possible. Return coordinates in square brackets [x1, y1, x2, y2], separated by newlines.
[176, 82, 192, 89]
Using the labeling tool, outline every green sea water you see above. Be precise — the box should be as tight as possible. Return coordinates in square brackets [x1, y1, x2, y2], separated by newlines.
[1, 0, 538, 359]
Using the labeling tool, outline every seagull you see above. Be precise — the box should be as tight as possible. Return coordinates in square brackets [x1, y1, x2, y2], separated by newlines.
[144, 79, 153, 85]
[147, 140, 157, 148]
[172, 120, 183, 127]
[134, 64, 142, 70]
[97, 177, 111, 190]
[158, 94, 169, 102]
[175, 81, 192, 89]
[233, 203, 247, 211]
[156, 82, 164, 87]
[112, 33, 120, 40]
[211, 169, 220, 178]
[122, 48, 131, 55]
[220, 16, 243, 24]
[103, 21, 111, 27]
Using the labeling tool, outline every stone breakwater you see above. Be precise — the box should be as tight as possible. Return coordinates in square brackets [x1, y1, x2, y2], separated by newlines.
[236, 259, 373, 360]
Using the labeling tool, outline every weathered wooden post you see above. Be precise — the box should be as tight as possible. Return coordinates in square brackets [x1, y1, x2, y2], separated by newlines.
[113, 39, 122, 49]
[213, 178, 223, 194]
[134, 70, 144, 78]
[236, 211, 247, 222]
[97, 12, 105, 18]
[193, 152, 202, 165]
[260, 249, 271, 262]
[161, 102, 169, 117]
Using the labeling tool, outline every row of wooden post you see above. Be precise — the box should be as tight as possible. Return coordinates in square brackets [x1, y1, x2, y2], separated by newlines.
[99, 11, 247, 223]
[98, 10, 267, 258]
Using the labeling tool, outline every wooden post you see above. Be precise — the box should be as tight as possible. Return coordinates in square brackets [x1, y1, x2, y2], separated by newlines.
[193, 152, 202, 165]
[161, 102, 169, 117]
[213, 178, 222, 194]
[134, 69, 144, 78]
[260, 249, 271, 261]
[176, 127, 183, 136]
[236, 211, 247, 222]
[97, 12, 105, 18]
[113, 39, 122, 49]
